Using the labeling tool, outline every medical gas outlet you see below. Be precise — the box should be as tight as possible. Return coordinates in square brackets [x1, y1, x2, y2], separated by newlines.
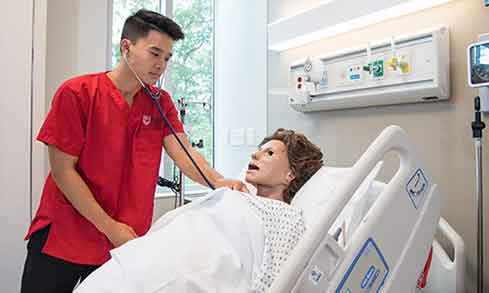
[363, 60, 385, 79]
[288, 25, 449, 112]
[387, 54, 410, 75]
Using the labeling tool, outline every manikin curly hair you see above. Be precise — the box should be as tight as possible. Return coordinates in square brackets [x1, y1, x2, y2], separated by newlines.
[259, 128, 324, 203]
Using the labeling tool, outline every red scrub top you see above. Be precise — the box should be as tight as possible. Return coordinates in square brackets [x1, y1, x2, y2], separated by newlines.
[25, 72, 184, 265]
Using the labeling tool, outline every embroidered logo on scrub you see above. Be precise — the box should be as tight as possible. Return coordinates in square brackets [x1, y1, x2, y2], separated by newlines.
[406, 168, 429, 209]
[142, 115, 152, 126]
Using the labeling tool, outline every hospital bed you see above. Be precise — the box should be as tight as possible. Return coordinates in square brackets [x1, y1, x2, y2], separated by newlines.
[271, 125, 465, 293]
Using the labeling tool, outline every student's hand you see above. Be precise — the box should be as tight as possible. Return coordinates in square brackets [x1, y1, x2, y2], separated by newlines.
[215, 178, 250, 193]
[104, 221, 138, 247]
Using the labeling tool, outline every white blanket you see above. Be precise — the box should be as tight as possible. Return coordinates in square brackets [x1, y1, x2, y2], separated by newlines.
[75, 188, 305, 293]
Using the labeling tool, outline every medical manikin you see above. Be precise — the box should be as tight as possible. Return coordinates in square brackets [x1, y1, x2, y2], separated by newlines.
[74, 129, 324, 293]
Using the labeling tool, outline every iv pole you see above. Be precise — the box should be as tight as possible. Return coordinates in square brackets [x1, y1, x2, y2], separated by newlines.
[177, 98, 186, 207]
[157, 98, 209, 208]
[472, 96, 486, 293]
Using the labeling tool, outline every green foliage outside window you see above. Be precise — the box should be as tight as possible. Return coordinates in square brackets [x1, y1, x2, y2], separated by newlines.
[112, 0, 159, 67]
[168, 0, 214, 165]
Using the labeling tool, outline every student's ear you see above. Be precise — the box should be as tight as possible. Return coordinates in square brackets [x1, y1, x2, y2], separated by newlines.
[120, 39, 131, 56]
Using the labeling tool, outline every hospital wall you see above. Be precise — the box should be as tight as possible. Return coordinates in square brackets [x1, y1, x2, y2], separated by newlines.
[0, 1, 44, 291]
[213, 0, 268, 178]
[42, 0, 111, 211]
[0, 0, 110, 291]
[268, 0, 489, 292]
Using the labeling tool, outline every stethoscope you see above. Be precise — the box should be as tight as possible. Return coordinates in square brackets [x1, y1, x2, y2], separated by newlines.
[123, 52, 215, 190]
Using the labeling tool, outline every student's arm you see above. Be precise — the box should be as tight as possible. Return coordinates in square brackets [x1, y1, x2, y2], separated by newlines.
[48, 145, 137, 247]
[163, 133, 249, 192]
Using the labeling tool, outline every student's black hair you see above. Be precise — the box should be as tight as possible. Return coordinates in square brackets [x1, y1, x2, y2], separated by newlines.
[121, 9, 184, 43]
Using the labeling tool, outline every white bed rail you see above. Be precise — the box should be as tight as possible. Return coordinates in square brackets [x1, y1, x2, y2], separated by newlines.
[270, 125, 441, 292]
[422, 217, 465, 293]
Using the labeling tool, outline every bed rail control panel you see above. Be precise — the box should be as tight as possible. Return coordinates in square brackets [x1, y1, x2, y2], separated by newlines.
[293, 235, 343, 291]
[288, 25, 450, 112]
[335, 238, 390, 293]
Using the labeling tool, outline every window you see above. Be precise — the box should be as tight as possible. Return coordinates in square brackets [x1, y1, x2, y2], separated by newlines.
[111, 0, 160, 67]
[111, 0, 215, 196]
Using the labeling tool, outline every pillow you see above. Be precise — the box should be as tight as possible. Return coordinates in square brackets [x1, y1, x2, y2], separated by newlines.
[290, 162, 385, 240]
[239, 161, 386, 246]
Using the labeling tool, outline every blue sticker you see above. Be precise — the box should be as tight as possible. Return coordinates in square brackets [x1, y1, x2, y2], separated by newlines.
[361, 265, 376, 288]
[349, 74, 361, 80]
[406, 169, 429, 209]
[336, 238, 389, 293]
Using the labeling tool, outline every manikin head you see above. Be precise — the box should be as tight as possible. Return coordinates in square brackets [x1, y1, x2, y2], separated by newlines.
[245, 128, 324, 203]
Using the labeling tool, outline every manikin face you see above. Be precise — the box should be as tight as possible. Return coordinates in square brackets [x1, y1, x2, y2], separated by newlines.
[245, 140, 295, 201]
[121, 30, 174, 85]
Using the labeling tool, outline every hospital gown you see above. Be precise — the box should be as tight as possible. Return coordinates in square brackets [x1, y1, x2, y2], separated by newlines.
[74, 188, 305, 293]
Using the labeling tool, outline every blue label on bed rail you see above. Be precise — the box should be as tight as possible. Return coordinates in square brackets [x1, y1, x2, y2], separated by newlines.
[335, 238, 389, 293]
[406, 169, 428, 210]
